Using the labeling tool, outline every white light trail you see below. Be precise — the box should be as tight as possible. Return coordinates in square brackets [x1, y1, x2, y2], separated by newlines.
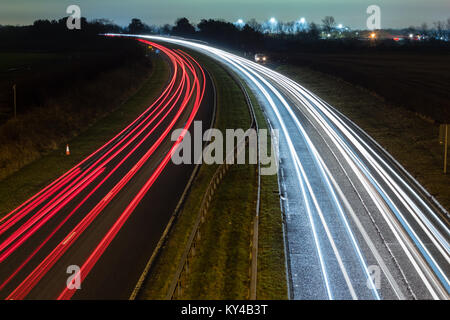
[114, 34, 450, 300]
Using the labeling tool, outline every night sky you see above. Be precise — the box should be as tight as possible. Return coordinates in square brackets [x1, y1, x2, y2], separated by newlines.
[1, 0, 449, 29]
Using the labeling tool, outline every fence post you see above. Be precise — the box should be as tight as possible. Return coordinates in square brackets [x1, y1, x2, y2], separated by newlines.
[186, 257, 189, 275]
[13, 84, 17, 118]
[445, 124, 448, 174]
[177, 279, 181, 297]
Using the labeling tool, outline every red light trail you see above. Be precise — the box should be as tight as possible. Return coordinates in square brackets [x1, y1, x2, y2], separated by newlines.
[0, 40, 206, 300]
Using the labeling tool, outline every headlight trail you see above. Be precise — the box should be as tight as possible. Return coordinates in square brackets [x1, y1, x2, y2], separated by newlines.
[127, 35, 449, 300]
[251, 65, 450, 296]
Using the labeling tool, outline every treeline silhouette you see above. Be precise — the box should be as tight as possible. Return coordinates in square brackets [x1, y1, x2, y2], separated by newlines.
[122, 17, 450, 54]
[2, 16, 448, 55]
[0, 17, 125, 51]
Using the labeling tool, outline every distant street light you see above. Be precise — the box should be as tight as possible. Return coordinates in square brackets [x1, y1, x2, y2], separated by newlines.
[235, 19, 245, 29]
[297, 17, 307, 32]
[268, 17, 277, 33]
[338, 24, 343, 29]
[370, 32, 376, 39]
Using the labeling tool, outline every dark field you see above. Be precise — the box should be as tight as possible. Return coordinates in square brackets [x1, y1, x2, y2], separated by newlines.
[0, 38, 152, 180]
[0, 43, 147, 123]
[276, 51, 450, 123]
[0, 52, 62, 122]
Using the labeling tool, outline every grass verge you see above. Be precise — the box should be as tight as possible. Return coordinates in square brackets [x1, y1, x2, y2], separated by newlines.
[0, 54, 169, 217]
[248, 86, 287, 300]
[277, 64, 450, 213]
[140, 53, 252, 299]
[183, 163, 256, 299]
[140, 53, 286, 300]
[279, 52, 450, 123]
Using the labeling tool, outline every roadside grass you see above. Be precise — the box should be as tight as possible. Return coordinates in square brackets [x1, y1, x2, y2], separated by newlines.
[0, 54, 169, 217]
[186, 57, 258, 296]
[140, 52, 287, 300]
[277, 64, 450, 213]
[248, 86, 287, 299]
[0, 52, 64, 71]
[140, 54, 254, 299]
[183, 163, 256, 299]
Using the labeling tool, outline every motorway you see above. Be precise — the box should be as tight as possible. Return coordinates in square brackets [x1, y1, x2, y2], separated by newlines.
[1, 34, 449, 300]
[0, 42, 214, 299]
[128, 35, 450, 300]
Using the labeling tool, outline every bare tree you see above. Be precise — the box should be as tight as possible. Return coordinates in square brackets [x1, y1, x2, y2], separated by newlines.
[282, 21, 295, 34]
[407, 25, 416, 33]
[434, 20, 444, 38]
[420, 22, 428, 33]
[321, 16, 336, 33]
[247, 18, 262, 32]
[307, 22, 320, 40]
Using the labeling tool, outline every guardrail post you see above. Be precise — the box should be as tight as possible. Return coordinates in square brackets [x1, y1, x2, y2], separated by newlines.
[445, 124, 448, 174]
[177, 279, 182, 297]
[13, 84, 17, 118]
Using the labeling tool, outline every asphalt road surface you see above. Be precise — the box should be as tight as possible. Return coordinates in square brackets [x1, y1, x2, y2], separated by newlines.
[0, 41, 215, 300]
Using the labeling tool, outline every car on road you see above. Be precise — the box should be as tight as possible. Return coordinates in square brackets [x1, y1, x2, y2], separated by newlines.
[254, 53, 268, 63]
